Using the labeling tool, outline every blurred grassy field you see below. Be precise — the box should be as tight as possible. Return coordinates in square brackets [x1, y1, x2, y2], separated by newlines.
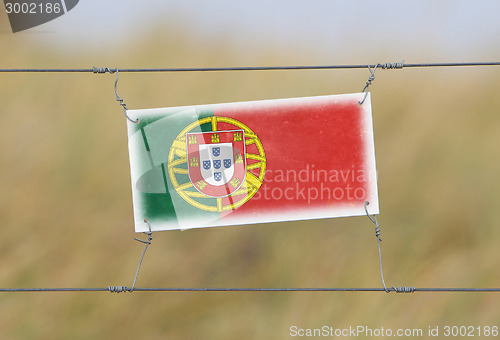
[1, 20, 500, 340]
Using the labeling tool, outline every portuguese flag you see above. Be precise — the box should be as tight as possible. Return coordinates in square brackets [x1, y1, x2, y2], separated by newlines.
[127, 93, 378, 232]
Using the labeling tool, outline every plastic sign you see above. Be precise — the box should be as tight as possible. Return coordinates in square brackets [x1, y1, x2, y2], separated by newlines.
[126, 93, 379, 232]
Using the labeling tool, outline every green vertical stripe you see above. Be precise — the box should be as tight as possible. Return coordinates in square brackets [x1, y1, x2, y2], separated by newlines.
[160, 163, 169, 193]
[140, 128, 151, 151]
[130, 106, 220, 228]
[140, 127, 154, 167]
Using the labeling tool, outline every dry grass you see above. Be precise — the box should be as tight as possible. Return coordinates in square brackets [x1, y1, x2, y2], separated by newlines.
[1, 22, 500, 339]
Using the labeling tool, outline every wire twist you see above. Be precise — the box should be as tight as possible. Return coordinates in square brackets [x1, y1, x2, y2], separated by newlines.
[358, 64, 378, 105]
[364, 201, 389, 292]
[105, 220, 153, 294]
[364, 202, 416, 294]
[392, 286, 415, 293]
[93, 66, 138, 123]
[364, 201, 382, 242]
[358, 61, 404, 105]
[92, 67, 115, 74]
[129, 219, 154, 292]
[108, 286, 129, 293]
[379, 61, 404, 70]
[113, 68, 139, 123]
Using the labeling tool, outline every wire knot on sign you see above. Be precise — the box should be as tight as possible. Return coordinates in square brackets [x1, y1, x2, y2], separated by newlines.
[358, 64, 378, 105]
[364, 201, 382, 242]
[134, 220, 153, 245]
[358, 61, 404, 105]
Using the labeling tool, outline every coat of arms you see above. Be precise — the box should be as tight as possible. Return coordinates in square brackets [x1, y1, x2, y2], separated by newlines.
[186, 130, 247, 197]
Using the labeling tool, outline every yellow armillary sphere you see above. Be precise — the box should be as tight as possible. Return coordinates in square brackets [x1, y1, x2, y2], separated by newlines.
[167, 116, 266, 212]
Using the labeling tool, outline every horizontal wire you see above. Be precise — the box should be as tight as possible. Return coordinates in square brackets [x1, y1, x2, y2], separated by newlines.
[0, 62, 500, 73]
[1, 287, 500, 293]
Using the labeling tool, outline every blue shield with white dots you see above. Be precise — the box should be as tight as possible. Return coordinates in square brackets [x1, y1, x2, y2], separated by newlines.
[214, 172, 222, 182]
[212, 147, 221, 157]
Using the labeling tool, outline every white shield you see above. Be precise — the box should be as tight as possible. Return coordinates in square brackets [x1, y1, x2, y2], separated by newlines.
[199, 143, 235, 186]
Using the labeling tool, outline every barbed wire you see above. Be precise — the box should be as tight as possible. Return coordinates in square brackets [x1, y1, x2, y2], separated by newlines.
[0, 61, 499, 73]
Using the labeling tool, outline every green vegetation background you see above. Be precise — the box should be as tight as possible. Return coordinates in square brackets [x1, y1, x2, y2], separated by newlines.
[1, 17, 500, 340]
